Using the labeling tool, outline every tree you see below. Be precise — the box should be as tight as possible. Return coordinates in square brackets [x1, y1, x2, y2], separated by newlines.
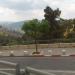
[22, 19, 41, 54]
[39, 19, 50, 40]
[44, 6, 61, 38]
[60, 19, 74, 38]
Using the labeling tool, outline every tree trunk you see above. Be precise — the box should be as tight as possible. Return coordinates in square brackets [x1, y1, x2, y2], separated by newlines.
[35, 38, 38, 52]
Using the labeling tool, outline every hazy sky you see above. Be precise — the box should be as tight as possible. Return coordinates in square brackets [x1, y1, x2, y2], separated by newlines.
[0, 0, 75, 22]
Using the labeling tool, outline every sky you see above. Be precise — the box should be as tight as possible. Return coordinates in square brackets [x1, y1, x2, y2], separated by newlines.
[0, 0, 75, 22]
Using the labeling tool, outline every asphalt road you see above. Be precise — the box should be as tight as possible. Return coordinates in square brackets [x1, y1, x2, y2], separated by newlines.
[0, 57, 75, 71]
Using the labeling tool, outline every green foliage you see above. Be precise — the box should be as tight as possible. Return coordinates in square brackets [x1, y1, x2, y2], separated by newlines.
[44, 6, 61, 30]
[2, 6, 75, 45]
[44, 6, 61, 38]
[22, 19, 40, 39]
[39, 19, 50, 39]
[40, 20, 49, 33]
[60, 19, 75, 38]
[21, 6, 75, 43]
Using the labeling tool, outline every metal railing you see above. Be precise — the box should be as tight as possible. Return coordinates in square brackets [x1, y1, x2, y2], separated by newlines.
[0, 71, 14, 75]
[24, 67, 55, 75]
[0, 60, 75, 75]
[0, 60, 20, 75]
[0, 61, 55, 75]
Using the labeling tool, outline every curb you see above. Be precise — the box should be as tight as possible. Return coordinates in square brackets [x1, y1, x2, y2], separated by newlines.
[0, 54, 75, 57]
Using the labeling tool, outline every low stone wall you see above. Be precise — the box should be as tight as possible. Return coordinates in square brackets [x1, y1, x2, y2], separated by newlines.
[0, 43, 75, 50]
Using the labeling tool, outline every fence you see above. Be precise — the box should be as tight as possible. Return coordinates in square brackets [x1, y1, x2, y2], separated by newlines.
[0, 61, 75, 75]
[24, 67, 55, 75]
[0, 60, 55, 75]
[0, 60, 20, 75]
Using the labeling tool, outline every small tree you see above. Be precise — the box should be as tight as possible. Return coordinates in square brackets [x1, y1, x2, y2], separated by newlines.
[22, 19, 41, 54]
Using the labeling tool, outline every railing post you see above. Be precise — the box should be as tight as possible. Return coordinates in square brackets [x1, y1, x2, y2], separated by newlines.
[62, 49, 66, 55]
[16, 63, 20, 75]
[25, 68, 30, 75]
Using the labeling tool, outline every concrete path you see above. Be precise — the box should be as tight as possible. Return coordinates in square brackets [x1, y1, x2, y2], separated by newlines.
[0, 48, 75, 56]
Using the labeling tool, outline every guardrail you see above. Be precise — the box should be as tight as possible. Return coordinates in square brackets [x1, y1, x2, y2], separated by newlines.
[24, 67, 55, 75]
[0, 60, 20, 75]
[0, 71, 14, 75]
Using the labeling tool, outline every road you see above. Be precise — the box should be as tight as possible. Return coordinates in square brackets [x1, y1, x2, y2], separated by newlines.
[0, 56, 75, 70]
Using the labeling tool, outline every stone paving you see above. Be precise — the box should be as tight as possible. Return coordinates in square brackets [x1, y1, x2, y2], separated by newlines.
[0, 48, 75, 56]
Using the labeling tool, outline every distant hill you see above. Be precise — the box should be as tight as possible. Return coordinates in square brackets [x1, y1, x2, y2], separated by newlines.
[7, 21, 24, 31]
[0, 21, 25, 32]
[0, 26, 23, 38]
